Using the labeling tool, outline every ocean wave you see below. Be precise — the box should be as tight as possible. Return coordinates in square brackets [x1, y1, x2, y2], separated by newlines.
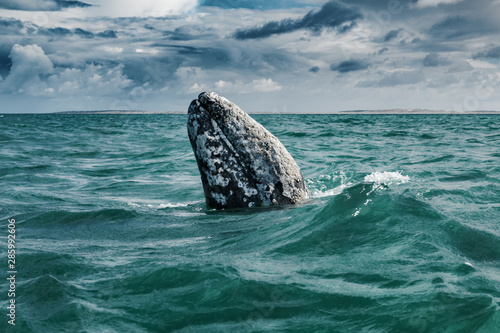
[126, 200, 205, 216]
[21, 209, 138, 227]
[438, 169, 487, 182]
[274, 183, 439, 256]
[311, 184, 349, 198]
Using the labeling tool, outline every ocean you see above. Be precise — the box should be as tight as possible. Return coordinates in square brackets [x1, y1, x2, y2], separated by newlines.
[1, 113, 499, 332]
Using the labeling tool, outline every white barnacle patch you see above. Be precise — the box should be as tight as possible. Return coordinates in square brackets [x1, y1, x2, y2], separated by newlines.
[195, 132, 225, 170]
[195, 135, 210, 160]
[281, 182, 293, 199]
[188, 118, 200, 139]
[237, 179, 258, 197]
[208, 173, 230, 187]
[211, 192, 228, 206]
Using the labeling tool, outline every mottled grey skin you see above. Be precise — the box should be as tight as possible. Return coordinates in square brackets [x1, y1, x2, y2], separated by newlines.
[187, 92, 309, 209]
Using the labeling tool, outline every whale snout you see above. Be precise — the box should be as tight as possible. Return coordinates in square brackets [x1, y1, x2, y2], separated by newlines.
[193, 92, 217, 112]
[198, 92, 208, 105]
[192, 91, 238, 123]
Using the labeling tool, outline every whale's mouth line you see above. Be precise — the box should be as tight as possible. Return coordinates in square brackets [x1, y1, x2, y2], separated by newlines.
[197, 96, 244, 163]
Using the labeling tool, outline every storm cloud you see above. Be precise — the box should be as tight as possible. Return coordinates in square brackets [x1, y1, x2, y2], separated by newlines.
[384, 29, 401, 42]
[330, 59, 369, 73]
[473, 45, 500, 59]
[0, 18, 116, 39]
[233, 1, 362, 40]
[423, 53, 450, 67]
[428, 15, 496, 40]
[0, 0, 91, 11]
[1, 44, 53, 93]
[0, 0, 499, 113]
[200, 0, 304, 10]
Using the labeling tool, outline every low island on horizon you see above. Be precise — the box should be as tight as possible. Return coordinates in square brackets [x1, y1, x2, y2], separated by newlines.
[52, 109, 500, 115]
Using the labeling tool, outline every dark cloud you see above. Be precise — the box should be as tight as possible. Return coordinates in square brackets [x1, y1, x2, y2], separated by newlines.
[164, 26, 214, 42]
[423, 52, 450, 67]
[428, 15, 496, 40]
[233, 1, 362, 40]
[330, 59, 369, 73]
[384, 29, 401, 42]
[96, 30, 118, 39]
[338, 0, 417, 10]
[153, 44, 206, 54]
[119, 57, 182, 88]
[151, 44, 232, 70]
[473, 45, 500, 59]
[46, 27, 72, 37]
[55, 0, 92, 9]
[0, 0, 91, 11]
[0, 47, 12, 77]
[0, 18, 23, 29]
[200, 0, 305, 10]
[429, 15, 468, 39]
[309, 65, 319, 73]
[5, 20, 117, 39]
[378, 47, 388, 55]
[74, 28, 94, 39]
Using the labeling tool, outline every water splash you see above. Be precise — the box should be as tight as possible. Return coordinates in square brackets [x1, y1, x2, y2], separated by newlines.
[364, 171, 410, 185]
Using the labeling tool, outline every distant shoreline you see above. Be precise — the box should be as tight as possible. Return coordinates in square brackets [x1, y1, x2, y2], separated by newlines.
[1, 110, 498, 115]
[51, 109, 499, 115]
[52, 110, 185, 114]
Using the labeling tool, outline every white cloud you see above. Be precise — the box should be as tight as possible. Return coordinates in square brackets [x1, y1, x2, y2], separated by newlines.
[415, 0, 465, 8]
[251, 78, 282, 92]
[85, 0, 198, 17]
[0, 43, 133, 97]
[183, 75, 282, 96]
[1, 44, 53, 94]
[46, 64, 133, 96]
[467, 59, 498, 69]
[210, 78, 282, 94]
[189, 82, 203, 93]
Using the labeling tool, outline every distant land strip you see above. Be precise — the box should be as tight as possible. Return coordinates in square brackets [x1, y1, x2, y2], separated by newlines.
[54, 110, 185, 114]
[53, 109, 499, 115]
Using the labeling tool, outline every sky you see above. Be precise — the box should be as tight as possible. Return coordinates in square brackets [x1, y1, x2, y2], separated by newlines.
[0, 0, 499, 113]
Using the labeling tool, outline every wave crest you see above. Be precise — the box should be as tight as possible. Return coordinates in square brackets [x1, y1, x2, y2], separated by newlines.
[364, 171, 410, 185]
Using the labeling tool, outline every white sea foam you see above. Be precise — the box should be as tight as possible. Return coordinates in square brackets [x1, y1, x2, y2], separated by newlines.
[309, 171, 353, 198]
[312, 184, 349, 198]
[364, 171, 410, 185]
[157, 202, 192, 209]
[127, 200, 202, 210]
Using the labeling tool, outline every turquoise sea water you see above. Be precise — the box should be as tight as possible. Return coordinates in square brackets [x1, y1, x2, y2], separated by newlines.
[1, 113, 499, 332]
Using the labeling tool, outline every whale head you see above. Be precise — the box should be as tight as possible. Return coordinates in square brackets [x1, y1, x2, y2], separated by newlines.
[187, 92, 309, 209]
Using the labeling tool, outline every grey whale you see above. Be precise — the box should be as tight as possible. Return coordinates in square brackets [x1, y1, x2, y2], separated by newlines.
[187, 92, 309, 209]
